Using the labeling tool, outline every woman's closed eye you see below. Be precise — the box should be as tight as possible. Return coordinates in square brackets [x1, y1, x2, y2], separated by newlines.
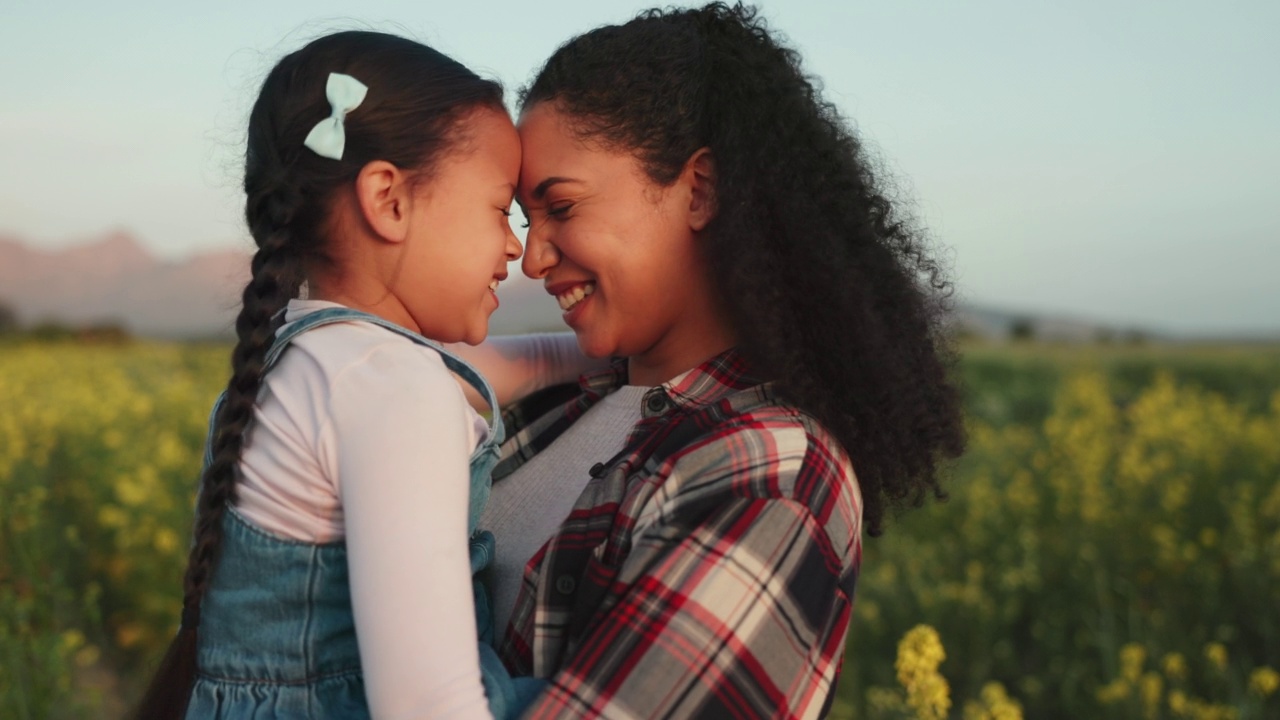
[520, 203, 573, 229]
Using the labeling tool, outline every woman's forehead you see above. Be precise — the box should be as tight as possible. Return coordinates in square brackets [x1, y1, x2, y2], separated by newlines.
[517, 104, 591, 159]
[517, 106, 642, 193]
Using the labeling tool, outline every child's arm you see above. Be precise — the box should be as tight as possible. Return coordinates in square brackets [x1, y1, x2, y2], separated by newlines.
[330, 346, 495, 720]
[447, 333, 609, 413]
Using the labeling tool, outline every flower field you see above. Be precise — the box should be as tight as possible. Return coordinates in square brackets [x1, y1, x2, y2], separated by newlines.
[2, 340, 1277, 718]
[833, 344, 1280, 720]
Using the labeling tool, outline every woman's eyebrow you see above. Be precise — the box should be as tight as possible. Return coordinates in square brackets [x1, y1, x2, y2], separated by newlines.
[531, 176, 577, 200]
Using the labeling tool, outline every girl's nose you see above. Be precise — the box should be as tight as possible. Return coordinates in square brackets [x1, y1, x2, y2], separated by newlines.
[521, 227, 559, 280]
[505, 226, 523, 262]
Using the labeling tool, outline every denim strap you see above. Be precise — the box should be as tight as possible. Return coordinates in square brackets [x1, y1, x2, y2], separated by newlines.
[203, 307, 504, 467]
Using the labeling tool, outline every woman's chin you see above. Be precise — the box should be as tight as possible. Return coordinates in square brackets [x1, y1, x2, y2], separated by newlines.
[571, 330, 617, 360]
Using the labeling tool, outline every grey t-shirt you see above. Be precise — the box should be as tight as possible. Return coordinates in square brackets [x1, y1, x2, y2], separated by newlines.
[479, 384, 648, 634]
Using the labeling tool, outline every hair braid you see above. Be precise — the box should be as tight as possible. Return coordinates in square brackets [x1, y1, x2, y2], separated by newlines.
[182, 211, 303, 615]
[136, 29, 504, 718]
[133, 187, 303, 718]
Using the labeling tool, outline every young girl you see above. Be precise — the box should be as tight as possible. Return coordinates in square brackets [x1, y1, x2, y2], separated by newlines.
[137, 30, 572, 719]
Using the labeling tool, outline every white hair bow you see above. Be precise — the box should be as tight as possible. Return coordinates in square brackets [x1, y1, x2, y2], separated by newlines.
[303, 73, 368, 160]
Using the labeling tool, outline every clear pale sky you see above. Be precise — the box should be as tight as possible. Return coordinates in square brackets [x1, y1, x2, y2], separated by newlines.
[2, 1, 1277, 335]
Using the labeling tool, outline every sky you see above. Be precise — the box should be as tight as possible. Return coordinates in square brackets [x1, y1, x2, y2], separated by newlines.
[2, 0, 1277, 335]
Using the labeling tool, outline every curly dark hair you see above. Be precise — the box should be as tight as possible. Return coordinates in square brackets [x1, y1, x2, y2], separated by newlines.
[135, 30, 502, 719]
[522, 2, 966, 536]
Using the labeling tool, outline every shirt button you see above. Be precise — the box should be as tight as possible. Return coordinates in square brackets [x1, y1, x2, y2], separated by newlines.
[645, 392, 669, 414]
[555, 575, 576, 595]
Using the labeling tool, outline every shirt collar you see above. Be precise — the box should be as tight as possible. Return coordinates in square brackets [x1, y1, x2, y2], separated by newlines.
[576, 357, 628, 404]
[577, 347, 765, 416]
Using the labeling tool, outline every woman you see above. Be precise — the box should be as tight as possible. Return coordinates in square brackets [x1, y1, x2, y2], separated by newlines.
[469, 3, 966, 717]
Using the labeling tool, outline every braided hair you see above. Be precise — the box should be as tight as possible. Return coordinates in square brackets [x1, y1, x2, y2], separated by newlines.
[522, 3, 966, 536]
[135, 30, 502, 718]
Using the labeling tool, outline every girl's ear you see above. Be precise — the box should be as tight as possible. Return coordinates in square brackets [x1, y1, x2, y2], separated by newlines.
[355, 160, 413, 243]
[684, 148, 717, 232]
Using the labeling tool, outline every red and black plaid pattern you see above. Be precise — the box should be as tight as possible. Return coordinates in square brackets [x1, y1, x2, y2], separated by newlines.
[493, 349, 863, 719]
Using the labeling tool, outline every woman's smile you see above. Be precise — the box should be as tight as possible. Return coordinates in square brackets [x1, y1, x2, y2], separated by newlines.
[548, 280, 596, 311]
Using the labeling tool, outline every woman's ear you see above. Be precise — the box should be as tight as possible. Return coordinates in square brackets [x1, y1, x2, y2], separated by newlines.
[684, 148, 717, 232]
[354, 160, 413, 243]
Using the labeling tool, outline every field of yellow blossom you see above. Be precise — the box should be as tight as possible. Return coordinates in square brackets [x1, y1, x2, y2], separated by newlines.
[1, 339, 1278, 718]
[832, 343, 1280, 720]
[0, 340, 225, 717]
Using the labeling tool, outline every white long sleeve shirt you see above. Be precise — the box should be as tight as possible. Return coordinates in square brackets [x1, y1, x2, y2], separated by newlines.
[235, 300, 491, 719]
[234, 301, 601, 718]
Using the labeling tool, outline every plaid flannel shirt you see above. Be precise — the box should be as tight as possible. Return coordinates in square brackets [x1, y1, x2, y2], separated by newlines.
[494, 348, 863, 719]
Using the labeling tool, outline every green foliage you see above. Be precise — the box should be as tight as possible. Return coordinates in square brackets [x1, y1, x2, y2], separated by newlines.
[2, 341, 1278, 717]
[838, 343, 1280, 719]
[1, 343, 224, 717]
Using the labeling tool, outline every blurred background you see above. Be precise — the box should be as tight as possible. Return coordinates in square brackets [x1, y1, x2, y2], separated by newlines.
[2, 1, 1277, 718]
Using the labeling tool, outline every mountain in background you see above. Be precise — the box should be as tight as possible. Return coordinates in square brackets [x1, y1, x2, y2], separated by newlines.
[0, 232, 564, 339]
[8, 232, 1266, 343]
[0, 232, 247, 338]
[952, 304, 1112, 343]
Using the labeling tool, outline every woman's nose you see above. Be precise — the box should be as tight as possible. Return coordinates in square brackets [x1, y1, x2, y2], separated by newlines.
[521, 226, 558, 279]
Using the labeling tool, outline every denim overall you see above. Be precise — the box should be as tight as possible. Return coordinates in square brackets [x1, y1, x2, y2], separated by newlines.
[186, 307, 536, 719]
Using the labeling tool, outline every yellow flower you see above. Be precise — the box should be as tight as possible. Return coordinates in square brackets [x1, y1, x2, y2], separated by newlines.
[962, 682, 1024, 720]
[1162, 652, 1188, 681]
[895, 625, 951, 720]
[1186, 700, 1239, 720]
[59, 629, 86, 653]
[1096, 679, 1130, 705]
[1204, 642, 1228, 672]
[1249, 666, 1280, 697]
[1140, 672, 1162, 720]
[1168, 690, 1188, 715]
[1120, 643, 1147, 683]
[154, 527, 179, 553]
